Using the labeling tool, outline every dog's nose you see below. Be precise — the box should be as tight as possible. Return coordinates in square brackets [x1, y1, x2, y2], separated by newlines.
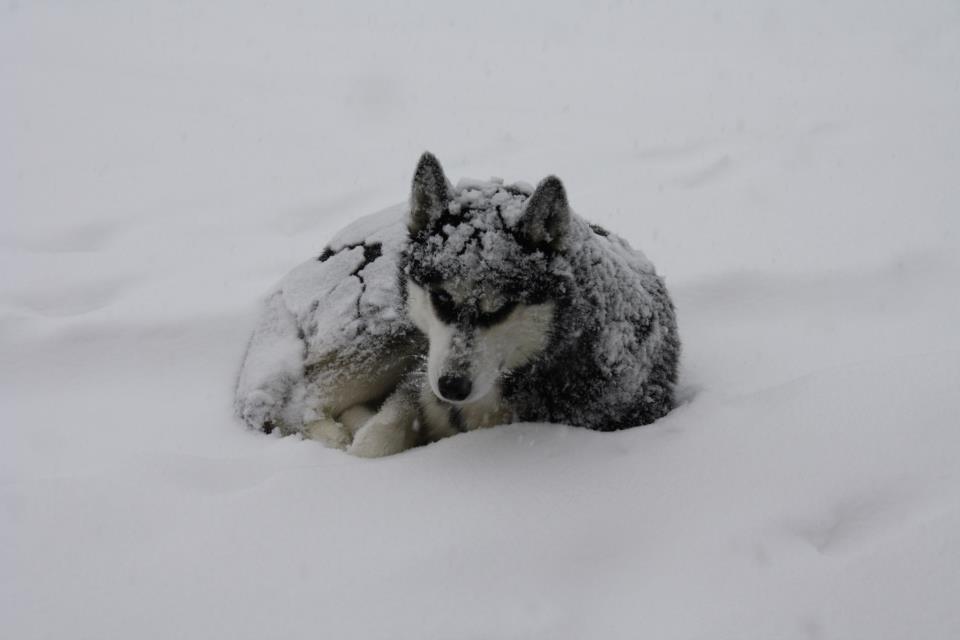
[437, 374, 472, 402]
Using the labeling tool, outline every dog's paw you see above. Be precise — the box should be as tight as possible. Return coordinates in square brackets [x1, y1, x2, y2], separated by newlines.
[304, 417, 352, 451]
[237, 389, 283, 433]
[347, 413, 415, 458]
[338, 404, 376, 435]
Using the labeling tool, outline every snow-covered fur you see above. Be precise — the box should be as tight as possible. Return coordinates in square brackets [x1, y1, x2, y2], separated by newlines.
[403, 152, 680, 437]
[234, 152, 680, 456]
[234, 205, 422, 454]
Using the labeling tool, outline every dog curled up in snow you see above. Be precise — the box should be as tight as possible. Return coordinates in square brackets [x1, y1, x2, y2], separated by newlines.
[235, 152, 680, 457]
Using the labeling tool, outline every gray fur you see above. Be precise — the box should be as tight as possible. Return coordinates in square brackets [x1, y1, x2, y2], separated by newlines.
[235, 152, 680, 453]
[409, 152, 451, 234]
[517, 176, 570, 251]
[401, 153, 680, 433]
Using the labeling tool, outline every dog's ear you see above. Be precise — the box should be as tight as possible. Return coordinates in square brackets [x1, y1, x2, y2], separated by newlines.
[517, 175, 570, 252]
[409, 152, 451, 234]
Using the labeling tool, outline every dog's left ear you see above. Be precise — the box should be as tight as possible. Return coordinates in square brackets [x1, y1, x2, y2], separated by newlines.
[517, 175, 570, 252]
[409, 151, 451, 234]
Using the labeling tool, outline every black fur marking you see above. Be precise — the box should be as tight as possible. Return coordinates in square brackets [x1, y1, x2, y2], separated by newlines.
[589, 223, 610, 237]
[361, 242, 382, 266]
[318, 241, 387, 319]
[348, 242, 383, 320]
[455, 224, 485, 257]
[321, 241, 385, 273]
[476, 301, 518, 328]
[432, 211, 465, 240]
[494, 202, 508, 229]
[449, 406, 466, 433]
[502, 184, 532, 197]
[429, 289, 459, 324]
[318, 240, 384, 266]
[427, 287, 519, 328]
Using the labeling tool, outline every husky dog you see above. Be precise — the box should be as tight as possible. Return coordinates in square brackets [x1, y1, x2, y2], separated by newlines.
[235, 152, 680, 457]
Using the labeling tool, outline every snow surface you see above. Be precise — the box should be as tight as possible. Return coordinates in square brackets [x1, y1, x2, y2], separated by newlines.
[3, 2, 960, 638]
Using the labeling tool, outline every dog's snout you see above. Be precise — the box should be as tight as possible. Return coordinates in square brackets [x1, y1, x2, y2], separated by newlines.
[437, 374, 472, 402]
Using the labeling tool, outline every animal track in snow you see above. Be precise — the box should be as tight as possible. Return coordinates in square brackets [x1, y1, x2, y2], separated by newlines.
[632, 137, 713, 162]
[142, 453, 278, 496]
[670, 155, 734, 189]
[631, 138, 735, 189]
[787, 489, 943, 557]
[0, 221, 120, 254]
[9, 279, 128, 318]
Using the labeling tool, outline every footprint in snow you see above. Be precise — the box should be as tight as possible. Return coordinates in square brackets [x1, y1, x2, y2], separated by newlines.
[630, 139, 734, 189]
[0, 220, 120, 254]
[786, 488, 946, 557]
[8, 279, 128, 318]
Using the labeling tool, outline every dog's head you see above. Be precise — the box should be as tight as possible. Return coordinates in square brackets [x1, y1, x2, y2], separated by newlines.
[401, 152, 571, 405]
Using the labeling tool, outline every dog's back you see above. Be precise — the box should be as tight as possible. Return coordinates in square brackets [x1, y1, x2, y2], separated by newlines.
[501, 214, 680, 430]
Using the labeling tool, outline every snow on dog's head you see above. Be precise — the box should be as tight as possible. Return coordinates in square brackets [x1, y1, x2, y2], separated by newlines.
[402, 152, 569, 405]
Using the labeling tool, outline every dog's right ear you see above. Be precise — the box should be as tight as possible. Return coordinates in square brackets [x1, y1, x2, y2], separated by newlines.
[409, 152, 450, 234]
[516, 175, 570, 252]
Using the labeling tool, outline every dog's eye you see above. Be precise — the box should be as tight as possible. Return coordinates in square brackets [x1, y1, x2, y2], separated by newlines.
[485, 301, 507, 315]
[477, 300, 517, 326]
[430, 289, 457, 317]
[431, 289, 452, 304]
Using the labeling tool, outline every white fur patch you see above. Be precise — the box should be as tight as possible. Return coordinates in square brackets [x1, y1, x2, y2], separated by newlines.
[406, 280, 554, 404]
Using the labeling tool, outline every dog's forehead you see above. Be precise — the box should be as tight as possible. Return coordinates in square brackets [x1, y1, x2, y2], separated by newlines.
[449, 178, 531, 224]
[441, 278, 509, 311]
[405, 177, 565, 305]
[411, 210, 525, 280]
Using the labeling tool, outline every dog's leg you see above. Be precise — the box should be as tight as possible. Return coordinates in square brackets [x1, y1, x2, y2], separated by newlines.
[235, 291, 304, 434]
[347, 387, 419, 458]
[303, 416, 352, 450]
[339, 405, 376, 435]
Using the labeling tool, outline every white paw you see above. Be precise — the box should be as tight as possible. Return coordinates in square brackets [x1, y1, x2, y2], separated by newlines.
[238, 389, 282, 432]
[347, 412, 415, 458]
[304, 417, 351, 451]
[339, 405, 376, 435]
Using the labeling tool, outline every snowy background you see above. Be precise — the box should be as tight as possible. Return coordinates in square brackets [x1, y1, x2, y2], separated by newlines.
[3, 1, 960, 638]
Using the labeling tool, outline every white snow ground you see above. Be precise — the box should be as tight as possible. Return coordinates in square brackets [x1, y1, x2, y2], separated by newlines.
[3, 2, 960, 638]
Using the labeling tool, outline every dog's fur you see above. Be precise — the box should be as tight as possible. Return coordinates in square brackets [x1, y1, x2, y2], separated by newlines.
[235, 152, 680, 457]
